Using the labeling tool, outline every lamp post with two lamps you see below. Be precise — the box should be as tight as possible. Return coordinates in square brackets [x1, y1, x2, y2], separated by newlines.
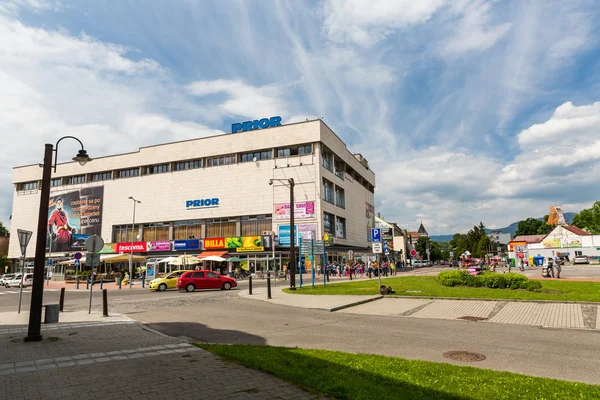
[128, 196, 141, 288]
[269, 178, 296, 290]
[26, 137, 91, 342]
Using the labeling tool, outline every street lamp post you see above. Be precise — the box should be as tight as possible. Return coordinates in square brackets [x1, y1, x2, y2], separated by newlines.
[128, 197, 141, 289]
[25, 137, 91, 342]
[269, 178, 296, 290]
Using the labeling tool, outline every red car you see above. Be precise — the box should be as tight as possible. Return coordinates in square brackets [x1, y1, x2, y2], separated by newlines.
[176, 270, 237, 292]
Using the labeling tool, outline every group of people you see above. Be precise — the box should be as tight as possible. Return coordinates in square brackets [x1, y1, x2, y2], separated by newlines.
[315, 260, 405, 278]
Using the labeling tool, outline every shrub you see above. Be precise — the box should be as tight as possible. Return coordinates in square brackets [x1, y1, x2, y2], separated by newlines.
[480, 273, 507, 289]
[437, 270, 471, 287]
[504, 273, 528, 289]
[525, 280, 542, 292]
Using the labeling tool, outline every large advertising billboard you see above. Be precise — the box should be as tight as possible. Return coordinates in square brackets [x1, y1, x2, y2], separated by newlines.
[47, 187, 104, 252]
[274, 201, 315, 220]
[366, 202, 375, 242]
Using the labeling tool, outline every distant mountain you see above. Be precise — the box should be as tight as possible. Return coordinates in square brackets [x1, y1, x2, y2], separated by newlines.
[429, 212, 576, 243]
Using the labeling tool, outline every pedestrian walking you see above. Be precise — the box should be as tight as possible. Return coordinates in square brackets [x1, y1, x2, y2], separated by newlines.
[554, 254, 562, 279]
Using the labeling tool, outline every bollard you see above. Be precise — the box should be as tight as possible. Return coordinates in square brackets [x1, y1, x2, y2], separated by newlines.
[118, 277, 122, 289]
[59, 288, 65, 312]
[326, 270, 330, 282]
[248, 275, 253, 295]
[102, 289, 108, 317]
[86, 279, 89, 290]
[76, 276, 80, 290]
[349, 268, 353, 281]
[142, 278, 145, 289]
[100, 278, 103, 290]
[267, 272, 272, 299]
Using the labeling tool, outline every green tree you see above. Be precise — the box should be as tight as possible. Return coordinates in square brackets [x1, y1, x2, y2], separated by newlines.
[415, 237, 443, 262]
[514, 218, 553, 237]
[572, 201, 600, 234]
[0, 221, 7, 236]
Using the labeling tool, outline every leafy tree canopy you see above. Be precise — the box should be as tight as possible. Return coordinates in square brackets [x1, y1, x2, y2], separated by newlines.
[572, 201, 600, 234]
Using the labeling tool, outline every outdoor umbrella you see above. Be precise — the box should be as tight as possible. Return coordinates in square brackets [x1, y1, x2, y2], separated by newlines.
[225, 257, 244, 262]
[202, 255, 227, 262]
[169, 254, 201, 266]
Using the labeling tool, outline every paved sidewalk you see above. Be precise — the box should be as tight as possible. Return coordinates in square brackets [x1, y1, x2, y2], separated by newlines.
[0, 312, 326, 399]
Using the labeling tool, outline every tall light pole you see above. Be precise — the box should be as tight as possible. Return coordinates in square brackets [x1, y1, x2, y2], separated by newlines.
[128, 196, 141, 288]
[26, 137, 91, 342]
[269, 178, 296, 290]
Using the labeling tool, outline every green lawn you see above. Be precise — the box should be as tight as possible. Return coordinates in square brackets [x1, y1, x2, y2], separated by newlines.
[283, 276, 600, 302]
[198, 344, 600, 400]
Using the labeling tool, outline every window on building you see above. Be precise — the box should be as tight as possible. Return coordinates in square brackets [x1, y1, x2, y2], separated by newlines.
[173, 220, 203, 240]
[335, 216, 346, 239]
[113, 224, 141, 243]
[144, 164, 170, 175]
[174, 159, 202, 171]
[575, 251, 583, 257]
[323, 179, 334, 203]
[335, 186, 345, 208]
[334, 159, 345, 180]
[117, 168, 140, 178]
[206, 218, 236, 237]
[276, 144, 312, 158]
[324, 212, 334, 234]
[50, 178, 62, 187]
[142, 222, 170, 241]
[92, 172, 112, 182]
[67, 175, 86, 185]
[206, 155, 237, 167]
[18, 181, 38, 191]
[322, 148, 332, 171]
[241, 215, 272, 236]
[241, 150, 273, 163]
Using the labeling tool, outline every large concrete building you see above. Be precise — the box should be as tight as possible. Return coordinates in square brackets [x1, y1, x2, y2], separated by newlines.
[9, 118, 376, 276]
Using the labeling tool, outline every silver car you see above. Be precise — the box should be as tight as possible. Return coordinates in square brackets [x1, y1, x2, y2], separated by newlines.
[573, 256, 589, 264]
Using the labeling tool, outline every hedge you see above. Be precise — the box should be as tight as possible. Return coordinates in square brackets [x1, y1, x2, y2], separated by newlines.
[437, 270, 541, 292]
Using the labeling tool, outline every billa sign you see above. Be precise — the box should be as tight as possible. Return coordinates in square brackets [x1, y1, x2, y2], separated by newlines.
[204, 238, 225, 249]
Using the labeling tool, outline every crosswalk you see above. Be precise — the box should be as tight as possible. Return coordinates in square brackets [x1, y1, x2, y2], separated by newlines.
[0, 288, 61, 295]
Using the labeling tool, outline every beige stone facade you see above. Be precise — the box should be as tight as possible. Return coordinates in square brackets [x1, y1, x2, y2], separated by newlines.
[9, 119, 375, 260]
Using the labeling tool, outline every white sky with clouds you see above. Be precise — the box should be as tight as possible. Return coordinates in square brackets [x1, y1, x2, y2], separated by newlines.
[1, 0, 600, 234]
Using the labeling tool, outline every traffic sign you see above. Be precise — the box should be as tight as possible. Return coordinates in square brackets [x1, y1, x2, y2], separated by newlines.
[372, 243, 383, 253]
[74, 252, 83, 260]
[85, 253, 101, 267]
[410, 249, 417, 257]
[47, 259, 53, 266]
[74, 259, 80, 267]
[371, 228, 381, 243]
[383, 242, 389, 255]
[347, 250, 354, 260]
[84, 235, 104, 253]
[17, 229, 33, 257]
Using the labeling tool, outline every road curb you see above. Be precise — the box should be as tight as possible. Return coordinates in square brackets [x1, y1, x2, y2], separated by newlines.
[384, 295, 600, 306]
[329, 295, 383, 312]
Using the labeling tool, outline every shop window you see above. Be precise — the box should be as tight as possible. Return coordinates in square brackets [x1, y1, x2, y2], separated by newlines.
[276, 144, 312, 158]
[206, 218, 236, 237]
[67, 175, 86, 185]
[113, 224, 141, 243]
[241, 150, 272, 163]
[173, 220, 203, 240]
[92, 172, 112, 182]
[118, 168, 140, 178]
[324, 212, 334, 234]
[241, 215, 272, 236]
[335, 217, 346, 239]
[50, 178, 62, 187]
[323, 179, 334, 204]
[335, 186, 345, 208]
[206, 155, 236, 167]
[144, 164, 170, 175]
[174, 159, 202, 171]
[142, 222, 170, 241]
[18, 181, 39, 191]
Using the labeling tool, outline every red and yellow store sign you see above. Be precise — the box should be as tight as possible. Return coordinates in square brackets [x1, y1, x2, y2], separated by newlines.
[204, 238, 225, 249]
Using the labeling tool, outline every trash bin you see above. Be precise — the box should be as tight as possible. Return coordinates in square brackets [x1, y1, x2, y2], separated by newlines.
[44, 304, 60, 324]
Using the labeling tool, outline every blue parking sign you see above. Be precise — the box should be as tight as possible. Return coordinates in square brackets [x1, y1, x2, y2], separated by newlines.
[371, 228, 381, 242]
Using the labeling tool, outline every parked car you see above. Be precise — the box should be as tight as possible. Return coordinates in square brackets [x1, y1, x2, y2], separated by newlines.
[1, 274, 15, 287]
[573, 256, 590, 265]
[149, 270, 192, 292]
[412, 260, 430, 268]
[4, 274, 33, 288]
[177, 270, 237, 292]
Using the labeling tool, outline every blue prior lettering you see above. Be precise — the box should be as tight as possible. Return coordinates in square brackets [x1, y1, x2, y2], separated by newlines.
[231, 123, 243, 133]
[270, 116, 282, 127]
[186, 200, 193, 208]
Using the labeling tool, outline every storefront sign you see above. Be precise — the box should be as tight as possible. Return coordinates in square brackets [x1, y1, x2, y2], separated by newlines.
[204, 238, 225, 249]
[116, 242, 147, 253]
[173, 239, 201, 251]
[186, 198, 219, 210]
[98, 243, 116, 254]
[509, 241, 526, 251]
[231, 116, 282, 133]
[274, 201, 315, 220]
[235, 247, 265, 253]
[278, 224, 317, 246]
[148, 241, 171, 252]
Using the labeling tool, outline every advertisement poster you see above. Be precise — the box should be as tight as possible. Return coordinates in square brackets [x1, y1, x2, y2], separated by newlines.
[99, 243, 116, 254]
[278, 223, 317, 246]
[116, 242, 147, 253]
[335, 219, 345, 239]
[274, 201, 315, 220]
[48, 187, 104, 252]
[148, 241, 171, 252]
[543, 237, 582, 248]
[365, 202, 375, 242]
[173, 239, 201, 251]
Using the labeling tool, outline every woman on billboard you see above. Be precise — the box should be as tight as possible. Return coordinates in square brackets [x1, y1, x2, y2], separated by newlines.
[48, 198, 77, 251]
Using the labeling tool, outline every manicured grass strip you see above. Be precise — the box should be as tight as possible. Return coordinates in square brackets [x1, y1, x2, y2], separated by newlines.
[284, 276, 600, 302]
[197, 344, 600, 400]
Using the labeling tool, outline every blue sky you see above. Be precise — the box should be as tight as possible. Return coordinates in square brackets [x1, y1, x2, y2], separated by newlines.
[2, 0, 600, 234]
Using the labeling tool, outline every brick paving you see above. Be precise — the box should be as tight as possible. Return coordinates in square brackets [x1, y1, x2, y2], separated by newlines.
[488, 302, 586, 329]
[0, 321, 327, 399]
[409, 299, 497, 320]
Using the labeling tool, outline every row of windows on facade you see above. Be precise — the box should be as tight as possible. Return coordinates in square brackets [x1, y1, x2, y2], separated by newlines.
[321, 146, 374, 193]
[322, 179, 345, 208]
[113, 216, 273, 243]
[323, 212, 346, 239]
